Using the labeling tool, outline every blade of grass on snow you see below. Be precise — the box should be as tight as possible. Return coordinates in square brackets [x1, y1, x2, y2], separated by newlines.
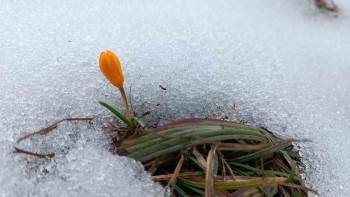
[99, 101, 134, 129]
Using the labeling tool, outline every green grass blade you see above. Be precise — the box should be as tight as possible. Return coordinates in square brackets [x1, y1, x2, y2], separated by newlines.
[128, 133, 268, 162]
[99, 101, 134, 129]
[121, 120, 268, 148]
[123, 128, 268, 154]
[213, 149, 219, 176]
[280, 150, 296, 182]
[231, 140, 292, 162]
[229, 162, 298, 180]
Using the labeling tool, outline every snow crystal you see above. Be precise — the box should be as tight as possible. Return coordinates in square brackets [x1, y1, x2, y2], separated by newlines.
[0, 0, 350, 196]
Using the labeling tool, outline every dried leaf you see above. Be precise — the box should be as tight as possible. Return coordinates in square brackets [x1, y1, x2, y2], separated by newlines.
[205, 146, 217, 197]
[166, 154, 185, 189]
[192, 147, 207, 170]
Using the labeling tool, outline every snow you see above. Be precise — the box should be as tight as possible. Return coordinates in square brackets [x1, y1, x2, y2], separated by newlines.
[0, 0, 350, 196]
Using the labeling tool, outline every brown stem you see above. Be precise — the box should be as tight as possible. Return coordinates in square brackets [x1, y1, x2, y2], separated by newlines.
[14, 147, 55, 158]
[166, 154, 185, 189]
[15, 117, 93, 158]
[118, 86, 132, 118]
[16, 117, 93, 143]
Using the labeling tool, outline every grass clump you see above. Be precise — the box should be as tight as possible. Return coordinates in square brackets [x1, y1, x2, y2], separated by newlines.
[108, 114, 317, 196]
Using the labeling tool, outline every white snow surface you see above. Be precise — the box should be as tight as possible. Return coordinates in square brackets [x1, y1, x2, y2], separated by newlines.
[1, 0, 350, 196]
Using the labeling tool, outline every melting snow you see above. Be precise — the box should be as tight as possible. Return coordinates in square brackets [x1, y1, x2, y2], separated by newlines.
[0, 0, 350, 196]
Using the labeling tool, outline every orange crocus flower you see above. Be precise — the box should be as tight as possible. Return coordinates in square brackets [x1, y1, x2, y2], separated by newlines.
[99, 50, 124, 89]
[99, 50, 131, 117]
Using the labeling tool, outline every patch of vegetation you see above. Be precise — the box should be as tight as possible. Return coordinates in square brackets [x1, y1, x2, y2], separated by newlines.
[15, 50, 318, 196]
[97, 51, 318, 196]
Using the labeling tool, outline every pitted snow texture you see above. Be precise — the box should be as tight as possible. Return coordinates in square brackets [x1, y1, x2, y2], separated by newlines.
[1, 0, 350, 196]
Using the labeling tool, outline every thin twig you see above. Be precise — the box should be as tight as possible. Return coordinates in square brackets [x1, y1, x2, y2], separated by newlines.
[14, 147, 55, 158]
[218, 150, 236, 180]
[14, 117, 93, 158]
[17, 117, 93, 143]
[219, 151, 226, 181]
[152, 172, 202, 181]
[166, 154, 185, 189]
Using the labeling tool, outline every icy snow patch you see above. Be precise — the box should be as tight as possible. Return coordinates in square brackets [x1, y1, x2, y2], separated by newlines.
[32, 145, 166, 197]
[0, 121, 166, 197]
[1, 0, 350, 196]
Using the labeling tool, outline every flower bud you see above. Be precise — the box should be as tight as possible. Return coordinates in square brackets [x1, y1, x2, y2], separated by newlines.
[99, 50, 124, 88]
